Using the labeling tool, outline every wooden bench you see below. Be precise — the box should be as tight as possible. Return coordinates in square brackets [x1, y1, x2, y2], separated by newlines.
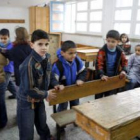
[49, 76, 126, 140]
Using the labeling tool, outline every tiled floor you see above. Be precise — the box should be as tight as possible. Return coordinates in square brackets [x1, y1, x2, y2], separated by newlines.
[0, 90, 139, 140]
[0, 91, 95, 140]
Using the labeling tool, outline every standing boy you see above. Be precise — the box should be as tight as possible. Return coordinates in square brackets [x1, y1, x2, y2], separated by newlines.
[52, 40, 87, 112]
[17, 29, 64, 140]
[0, 29, 16, 99]
[95, 30, 128, 99]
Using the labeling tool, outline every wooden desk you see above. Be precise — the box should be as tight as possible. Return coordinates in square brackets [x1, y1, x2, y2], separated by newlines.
[73, 88, 140, 140]
[77, 49, 99, 67]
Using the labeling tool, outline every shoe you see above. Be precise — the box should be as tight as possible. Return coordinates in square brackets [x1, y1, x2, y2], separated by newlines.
[8, 95, 16, 99]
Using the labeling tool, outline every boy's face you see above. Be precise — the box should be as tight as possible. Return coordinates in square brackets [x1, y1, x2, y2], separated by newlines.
[61, 48, 77, 62]
[0, 35, 9, 45]
[31, 39, 49, 57]
[135, 46, 140, 56]
[106, 37, 119, 50]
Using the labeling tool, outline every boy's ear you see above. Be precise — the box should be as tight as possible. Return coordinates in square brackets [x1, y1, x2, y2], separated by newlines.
[61, 50, 65, 56]
[30, 42, 34, 49]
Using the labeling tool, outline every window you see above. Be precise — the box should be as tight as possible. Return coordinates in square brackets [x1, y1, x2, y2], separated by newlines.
[114, 23, 131, 34]
[75, 0, 103, 34]
[50, 1, 64, 32]
[135, 1, 140, 36]
[76, 1, 88, 32]
[50, 0, 103, 34]
[64, 3, 76, 32]
[77, 13, 88, 21]
[90, 0, 103, 9]
[116, 0, 133, 7]
[77, 1, 88, 11]
[115, 10, 131, 21]
[113, 0, 133, 34]
[90, 11, 102, 21]
[88, 0, 103, 33]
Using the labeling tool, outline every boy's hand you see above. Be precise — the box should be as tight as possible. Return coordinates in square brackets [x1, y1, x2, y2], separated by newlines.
[101, 75, 109, 81]
[76, 80, 84, 86]
[119, 71, 126, 79]
[46, 89, 56, 102]
[54, 85, 65, 91]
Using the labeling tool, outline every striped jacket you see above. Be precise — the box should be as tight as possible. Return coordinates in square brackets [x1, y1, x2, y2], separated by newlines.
[96, 44, 128, 78]
[18, 50, 59, 102]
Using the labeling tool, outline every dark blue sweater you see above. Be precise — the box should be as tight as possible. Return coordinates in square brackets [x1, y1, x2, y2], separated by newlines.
[3, 43, 32, 86]
[106, 48, 117, 76]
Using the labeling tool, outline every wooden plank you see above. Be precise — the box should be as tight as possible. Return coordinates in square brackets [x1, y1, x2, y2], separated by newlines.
[51, 109, 76, 127]
[0, 19, 25, 23]
[49, 76, 126, 105]
[76, 112, 111, 140]
[73, 88, 140, 131]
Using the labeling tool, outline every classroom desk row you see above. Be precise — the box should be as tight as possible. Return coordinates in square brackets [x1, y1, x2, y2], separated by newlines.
[73, 88, 140, 140]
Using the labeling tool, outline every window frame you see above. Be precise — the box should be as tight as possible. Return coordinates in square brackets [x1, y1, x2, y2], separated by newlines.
[50, 1, 65, 32]
[75, 0, 104, 35]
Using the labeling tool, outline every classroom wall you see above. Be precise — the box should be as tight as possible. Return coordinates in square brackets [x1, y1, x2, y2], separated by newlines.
[0, 6, 29, 41]
[62, 33, 104, 48]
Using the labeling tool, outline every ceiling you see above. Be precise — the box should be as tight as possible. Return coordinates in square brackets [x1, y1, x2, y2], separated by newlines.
[0, 0, 51, 8]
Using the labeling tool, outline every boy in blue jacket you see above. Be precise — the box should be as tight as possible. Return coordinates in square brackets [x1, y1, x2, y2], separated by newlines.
[0, 28, 16, 99]
[52, 40, 87, 112]
[17, 29, 64, 140]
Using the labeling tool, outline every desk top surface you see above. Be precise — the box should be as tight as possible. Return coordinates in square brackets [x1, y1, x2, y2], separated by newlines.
[73, 88, 140, 130]
[77, 49, 99, 53]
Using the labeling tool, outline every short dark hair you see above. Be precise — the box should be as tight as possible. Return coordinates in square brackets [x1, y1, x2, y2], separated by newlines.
[136, 44, 140, 48]
[106, 30, 120, 40]
[120, 33, 129, 42]
[61, 40, 76, 52]
[31, 29, 49, 43]
[0, 28, 10, 37]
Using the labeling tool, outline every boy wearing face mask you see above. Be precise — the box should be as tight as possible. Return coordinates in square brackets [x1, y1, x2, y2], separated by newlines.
[0, 29, 16, 99]
[95, 30, 128, 99]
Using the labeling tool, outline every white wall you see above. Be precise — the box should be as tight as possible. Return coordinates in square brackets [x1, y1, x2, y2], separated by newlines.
[0, 7, 29, 41]
[62, 33, 104, 47]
